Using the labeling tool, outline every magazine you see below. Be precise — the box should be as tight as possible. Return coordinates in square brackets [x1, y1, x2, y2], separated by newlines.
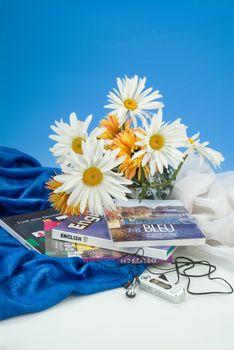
[0, 208, 67, 254]
[0, 208, 173, 263]
[52, 213, 176, 260]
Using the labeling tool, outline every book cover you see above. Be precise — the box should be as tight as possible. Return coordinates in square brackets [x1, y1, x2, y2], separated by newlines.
[52, 213, 176, 260]
[0, 209, 68, 254]
[105, 199, 206, 248]
[45, 232, 172, 264]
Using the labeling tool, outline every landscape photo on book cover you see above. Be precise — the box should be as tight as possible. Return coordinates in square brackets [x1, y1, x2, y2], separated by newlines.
[105, 199, 205, 245]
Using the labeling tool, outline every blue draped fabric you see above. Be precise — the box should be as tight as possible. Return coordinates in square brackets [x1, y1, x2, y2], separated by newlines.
[0, 147, 145, 320]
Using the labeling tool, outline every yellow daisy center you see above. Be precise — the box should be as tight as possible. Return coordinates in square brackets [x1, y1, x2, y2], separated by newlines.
[188, 138, 195, 145]
[83, 167, 103, 186]
[71, 137, 85, 154]
[124, 98, 138, 111]
[149, 134, 165, 150]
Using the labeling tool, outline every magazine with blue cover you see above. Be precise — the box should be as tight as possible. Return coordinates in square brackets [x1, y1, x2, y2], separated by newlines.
[52, 214, 175, 260]
[105, 199, 206, 248]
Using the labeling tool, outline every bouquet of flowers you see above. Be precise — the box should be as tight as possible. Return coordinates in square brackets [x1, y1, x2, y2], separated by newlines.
[47, 75, 224, 215]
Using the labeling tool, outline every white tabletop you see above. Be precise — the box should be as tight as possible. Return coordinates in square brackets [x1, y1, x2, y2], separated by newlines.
[1, 247, 234, 350]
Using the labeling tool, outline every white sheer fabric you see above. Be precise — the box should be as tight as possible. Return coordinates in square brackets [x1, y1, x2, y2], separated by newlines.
[171, 155, 234, 268]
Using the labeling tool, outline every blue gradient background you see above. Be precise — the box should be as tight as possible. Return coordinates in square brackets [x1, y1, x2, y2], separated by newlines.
[0, 0, 233, 170]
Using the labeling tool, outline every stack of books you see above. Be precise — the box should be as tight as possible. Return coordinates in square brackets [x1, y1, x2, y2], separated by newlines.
[0, 199, 205, 265]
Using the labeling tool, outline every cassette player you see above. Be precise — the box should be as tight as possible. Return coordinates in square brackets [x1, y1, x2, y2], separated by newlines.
[138, 272, 185, 303]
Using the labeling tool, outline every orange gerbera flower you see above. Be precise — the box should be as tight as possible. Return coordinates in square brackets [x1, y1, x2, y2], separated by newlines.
[46, 178, 80, 215]
[99, 115, 131, 142]
[112, 129, 149, 181]
[99, 115, 121, 140]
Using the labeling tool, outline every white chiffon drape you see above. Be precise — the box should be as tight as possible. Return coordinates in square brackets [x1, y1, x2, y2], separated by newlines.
[171, 155, 234, 268]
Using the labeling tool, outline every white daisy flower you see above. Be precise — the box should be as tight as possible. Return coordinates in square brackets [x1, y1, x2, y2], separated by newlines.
[186, 132, 224, 167]
[49, 112, 103, 164]
[54, 138, 132, 215]
[132, 109, 188, 175]
[104, 75, 163, 126]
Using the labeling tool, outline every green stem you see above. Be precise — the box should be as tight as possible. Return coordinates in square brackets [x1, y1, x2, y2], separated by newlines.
[139, 155, 188, 195]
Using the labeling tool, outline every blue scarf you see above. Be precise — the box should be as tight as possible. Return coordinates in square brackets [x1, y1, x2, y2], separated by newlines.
[0, 147, 145, 320]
